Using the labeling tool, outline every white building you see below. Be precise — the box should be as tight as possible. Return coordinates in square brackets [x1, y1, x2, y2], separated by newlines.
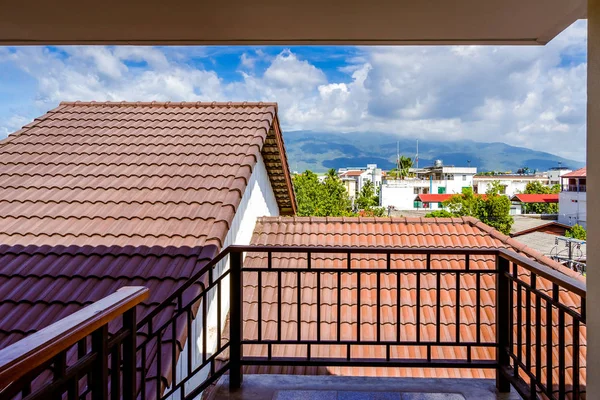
[547, 167, 572, 186]
[380, 180, 431, 210]
[558, 167, 587, 228]
[473, 174, 549, 197]
[381, 162, 477, 210]
[339, 164, 383, 199]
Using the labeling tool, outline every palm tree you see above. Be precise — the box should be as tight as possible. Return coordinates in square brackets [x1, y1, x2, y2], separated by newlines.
[398, 155, 413, 179]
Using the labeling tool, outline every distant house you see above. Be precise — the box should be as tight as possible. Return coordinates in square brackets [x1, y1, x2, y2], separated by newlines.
[547, 166, 573, 186]
[559, 167, 587, 228]
[339, 169, 363, 199]
[473, 174, 549, 197]
[339, 164, 383, 200]
[381, 162, 476, 211]
[510, 193, 559, 215]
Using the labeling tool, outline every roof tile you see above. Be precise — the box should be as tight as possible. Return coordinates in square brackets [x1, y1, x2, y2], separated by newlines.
[0, 101, 293, 393]
[243, 216, 585, 390]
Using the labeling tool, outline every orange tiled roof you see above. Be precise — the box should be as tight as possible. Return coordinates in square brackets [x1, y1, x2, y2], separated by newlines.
[243, 216, 585, 391]
[562, 167, 587, 178]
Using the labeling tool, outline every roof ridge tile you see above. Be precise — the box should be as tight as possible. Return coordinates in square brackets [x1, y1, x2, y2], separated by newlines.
[59, 101, 279, 109]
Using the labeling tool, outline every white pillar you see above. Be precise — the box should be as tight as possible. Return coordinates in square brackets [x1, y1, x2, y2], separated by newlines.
[587, 0, 599, 394]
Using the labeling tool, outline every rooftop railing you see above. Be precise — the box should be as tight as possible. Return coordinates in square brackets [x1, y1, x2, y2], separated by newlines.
[0, 246, 587, 400]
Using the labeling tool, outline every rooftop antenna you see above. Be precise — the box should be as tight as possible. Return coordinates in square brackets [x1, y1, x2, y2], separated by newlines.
[416, 139, 419, 169]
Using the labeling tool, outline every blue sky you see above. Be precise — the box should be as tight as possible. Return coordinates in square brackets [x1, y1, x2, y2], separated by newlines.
[0, 20, 587, 161]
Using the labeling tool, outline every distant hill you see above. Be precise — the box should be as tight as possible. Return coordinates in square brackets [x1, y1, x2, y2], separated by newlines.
[282, 131, 584, 173]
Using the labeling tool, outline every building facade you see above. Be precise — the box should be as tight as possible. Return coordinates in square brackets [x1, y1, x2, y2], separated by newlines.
[559, 167, 587, 228]
[381, 163, 476, 210]
[473, 174, 550, 198]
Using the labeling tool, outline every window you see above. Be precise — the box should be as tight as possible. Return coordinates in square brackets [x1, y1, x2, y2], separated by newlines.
[438, 187, 446, 194]
[414, 187, 420, 194]
[462, 175, 467, 181]
[438, 202, 442, 208]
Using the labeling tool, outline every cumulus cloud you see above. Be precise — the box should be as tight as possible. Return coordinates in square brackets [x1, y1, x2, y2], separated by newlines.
[0, 20, 587, 161]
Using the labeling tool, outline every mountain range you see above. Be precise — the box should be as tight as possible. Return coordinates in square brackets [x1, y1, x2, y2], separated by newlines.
[282, 131, 585, 173]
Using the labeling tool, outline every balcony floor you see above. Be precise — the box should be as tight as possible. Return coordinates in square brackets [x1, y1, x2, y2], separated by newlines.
[209, 374, 523, 400]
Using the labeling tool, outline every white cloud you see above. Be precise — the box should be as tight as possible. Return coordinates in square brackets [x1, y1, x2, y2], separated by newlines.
[0, 21, 588, 161]
[263, 49, 327, 88]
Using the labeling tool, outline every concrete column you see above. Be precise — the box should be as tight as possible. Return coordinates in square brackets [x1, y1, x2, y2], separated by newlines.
[588, 0, 600, 394]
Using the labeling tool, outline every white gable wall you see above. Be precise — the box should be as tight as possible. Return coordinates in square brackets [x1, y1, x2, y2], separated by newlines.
[171, 154, 281, 398]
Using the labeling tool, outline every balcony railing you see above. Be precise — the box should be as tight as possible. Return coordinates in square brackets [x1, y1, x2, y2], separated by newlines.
[0, 286, 148, 400]
[565, 185, 587, 192]
[0, 246, 586, 400]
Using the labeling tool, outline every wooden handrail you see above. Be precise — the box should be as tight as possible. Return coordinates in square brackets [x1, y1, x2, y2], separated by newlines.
[0, 286, 149, 385]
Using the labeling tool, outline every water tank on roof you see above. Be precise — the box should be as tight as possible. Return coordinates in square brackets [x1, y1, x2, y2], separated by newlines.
[434, 160, 443, 167]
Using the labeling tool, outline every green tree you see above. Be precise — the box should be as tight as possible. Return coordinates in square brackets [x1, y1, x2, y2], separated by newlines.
[566, 224, 587, 240]
[444, 187, 482, 217]
[293, 169, 355, 216]
[521, 181, 559, 214]
[479, 184, 514, 235]
[388, 155, 414, 179]
[441, 185, 513, 235]
[424, 210, 455, 218]
[398, 156, 413, 179]
[356, 180, 385, 216]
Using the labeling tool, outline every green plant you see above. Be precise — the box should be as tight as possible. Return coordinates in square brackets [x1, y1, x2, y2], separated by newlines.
[356, 180, 385, 216]
[424, 210, 455, 218]
[442, 185, 513, 235]
[566, 224, 587, 240]
[293, 169, 355, 217]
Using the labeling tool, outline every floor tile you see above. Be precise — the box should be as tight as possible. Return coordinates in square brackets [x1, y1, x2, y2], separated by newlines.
[274, 390, 338, 400]
[401, 394, 466, 400]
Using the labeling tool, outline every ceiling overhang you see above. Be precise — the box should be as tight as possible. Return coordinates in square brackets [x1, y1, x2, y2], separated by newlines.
[0, 0, 587, 46]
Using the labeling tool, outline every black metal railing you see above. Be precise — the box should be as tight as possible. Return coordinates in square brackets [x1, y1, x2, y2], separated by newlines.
[498, 250, 587, 399]
[565, 185, 586, 192]
[0, 287, 148, 400]
[227, 246, 587, 399]
[0, 246, 587, 400]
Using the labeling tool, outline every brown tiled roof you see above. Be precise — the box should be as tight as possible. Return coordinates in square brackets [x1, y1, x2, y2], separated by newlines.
[0, 101, 295, 248]
[562, 167, 587, 178]
[0, 101, 295, 390]
[242, 216, 585, 392]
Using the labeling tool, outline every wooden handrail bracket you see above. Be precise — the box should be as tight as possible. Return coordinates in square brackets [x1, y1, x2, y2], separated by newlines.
[0, 286, 149, 385]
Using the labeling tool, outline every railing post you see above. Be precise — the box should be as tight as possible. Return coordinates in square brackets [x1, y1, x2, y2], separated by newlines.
[496, 253, 511, 393]
[91, 324, 109, 400]
[122, 308, 137, 400]
[229, 250, 243, 390]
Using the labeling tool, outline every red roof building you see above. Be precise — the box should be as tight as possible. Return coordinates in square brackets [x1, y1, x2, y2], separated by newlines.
[562, 167, 587, 178]
[511, 194, 559, 203]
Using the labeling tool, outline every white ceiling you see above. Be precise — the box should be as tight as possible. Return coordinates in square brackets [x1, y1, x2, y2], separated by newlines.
[0, 0, 587, 45]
